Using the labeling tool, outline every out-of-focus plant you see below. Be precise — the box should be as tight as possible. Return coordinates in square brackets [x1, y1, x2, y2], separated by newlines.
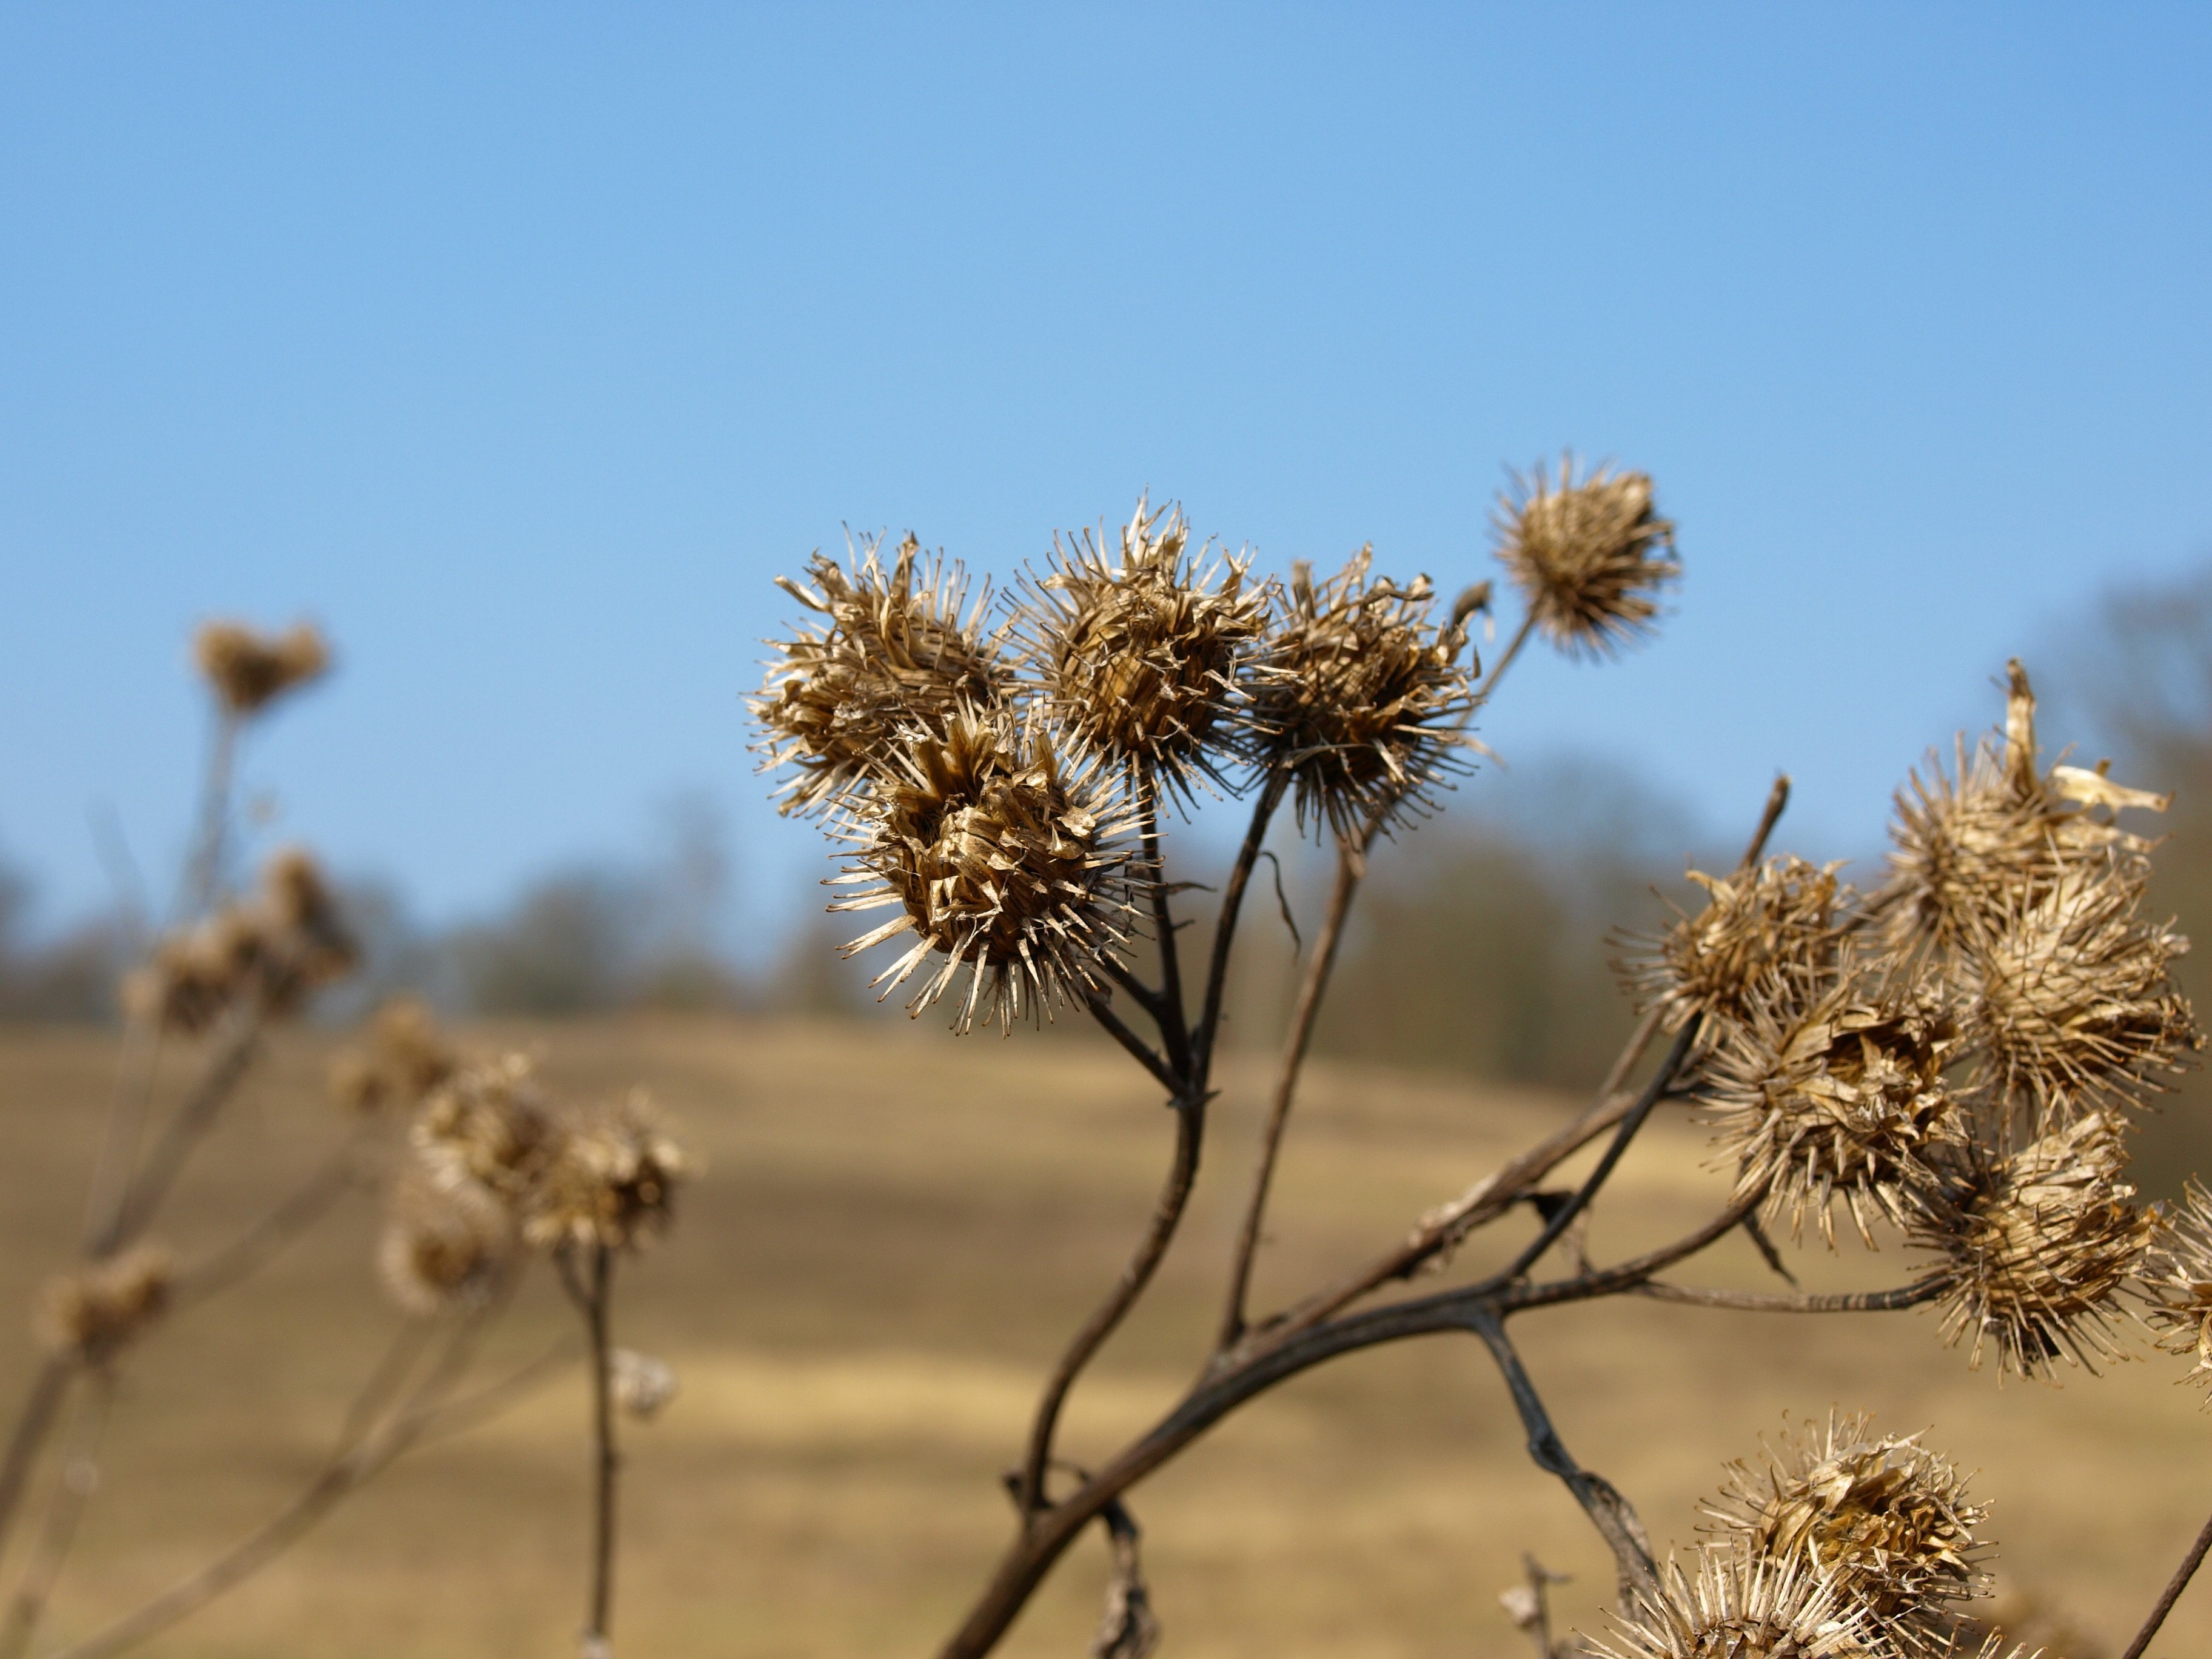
[757, 468, 2210, 1658]
[0, 623, 689, 1659]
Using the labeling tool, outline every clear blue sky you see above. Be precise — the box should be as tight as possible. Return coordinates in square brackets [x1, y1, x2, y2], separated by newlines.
[5, 5, 2209, 947]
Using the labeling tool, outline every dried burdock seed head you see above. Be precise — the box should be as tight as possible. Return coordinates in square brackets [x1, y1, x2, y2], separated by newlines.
[1703, 1413, 1989, 1651]
[330, 996, 458, 1115]
[2141, 1179, 2212, 1401]
[38, 1244, 173, 1365]
[377, 1166, 514, 1316]
[1017, 495, 1273, 805]
[1701, 965, 1966, 1247]
[120, 849, 357, 1035]
[412, 1054, 560, 1204]
[831, 703, 1138, 1032]
[1626, 857, 1851, 1034]
[1912, 1111, 2153, 1379]
[1245, 546, 1476, 839]
[753, 531, 1014, 817]
[1587, 1551, 1873, 1659]
[1882, 660, 2168, 958]
[611, 1349, 679, 1422]
[1962, 858, 2198, 1127]
[1493, 455, 1680, 660]
[523, 1089, 691, 1253]
[193, 620, 330, 717]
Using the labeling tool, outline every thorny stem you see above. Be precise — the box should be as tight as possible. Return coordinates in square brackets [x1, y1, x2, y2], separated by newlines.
[2120, 1502, 2212, 1659]
[1466, 1310, 1657, 1604]
[0, 1373, 115, 1659]
[1216, 835, 1363, 1353]
[1016, 1092, 1204, 1520]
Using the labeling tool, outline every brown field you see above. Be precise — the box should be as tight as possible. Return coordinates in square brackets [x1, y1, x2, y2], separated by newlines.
[0, 1016, 2207, 1657]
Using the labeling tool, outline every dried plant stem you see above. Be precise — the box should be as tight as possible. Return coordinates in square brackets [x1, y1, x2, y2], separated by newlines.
[1084, 993, 1180, 1097]
[584, 1245, 619, 1655]
[1195, 773, 1287, 1074]
[1016, 1094, 1202, 1520]
[0, 1362, 73, 1578]
[0, 1373, 115, 1659]
[173, 1130, 372, 1310]
[77, 1022, 163, 1261]
[1634, 1280, 1943, 1313]
[2121, 1503, 2212, 1659]
[1134, 763, 1191, 1072]
[100, 1005, 263, 1255]
[1217, 836, 1362, 1352]
[1469, 612, 1537, 717]
[178, 709, 240, 925]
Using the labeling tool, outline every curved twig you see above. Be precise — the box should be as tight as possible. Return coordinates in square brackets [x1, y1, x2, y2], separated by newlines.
[2120, 1501, 2212, 1659]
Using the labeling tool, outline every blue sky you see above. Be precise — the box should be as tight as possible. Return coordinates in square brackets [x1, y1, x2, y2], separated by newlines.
[4, 5, 2209, 948]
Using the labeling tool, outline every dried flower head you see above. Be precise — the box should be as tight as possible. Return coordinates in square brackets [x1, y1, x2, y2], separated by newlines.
[330, 996, 458, 1115]
[1627, 857, 1850, 1033]
[1913, 1111, 2153, 1378]
[1704, 1413, 1989, 1650]
[523, 1090, 690, 1253]
[193, 620, 330, 717]
[377, 1167, 514, 1316]
[2142, 1179, 2212, 1401]
[753, 532, 1013, 817]
[1702, 968, 1966, 1245]
[38, 1244, 173, 1364]
[831, 704, 1137, 1031]
[1587, 1551, 1872, 1659]
[1493, 455, 1680, 659]
[119, 849, 356, 1034]
[1962, 859, 2197, 1125]
[611, 1349, 679, 1422]
[1245, 547, 1476, 839]
[412, 1054, 560, 1204]
[1017, 496, 1272, 803]
[1882, 661, 2168, 957]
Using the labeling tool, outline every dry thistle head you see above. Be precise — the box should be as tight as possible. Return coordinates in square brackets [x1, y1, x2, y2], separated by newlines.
[1962, 857, 2198, 1125]
[1493, 455, 1680, 659]
[1912, 1111, 2153, 1378]
[611, 1349, 679, 1421]
[1245, 546, 1476, 839]
[1627, 857, 1851, 1033]
[1587, 1551, 1873, 1659]
[830, 703, 1136, 1032]
[193, 620, 330, 717]
[38, 1244, 173, 1365]
[1701, 967, 1966, 1247]
[120, 849, 356, 1034]
[2141, 1179, 2212, 1401]
[1882, 660, 2168, 958]
[412, 1054, 560, 1204]
[377, 1165, 514, 1316]
[330, 995, 458, 1114]
[523, 1089, 691, 1253]
[753, 532, 1013, 817]
[1703, 1413, 1989, 1650]
[1017, 495, 1273, 804]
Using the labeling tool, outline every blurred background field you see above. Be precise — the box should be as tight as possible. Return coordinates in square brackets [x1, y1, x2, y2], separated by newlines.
[2, 1014, 2204, 1658]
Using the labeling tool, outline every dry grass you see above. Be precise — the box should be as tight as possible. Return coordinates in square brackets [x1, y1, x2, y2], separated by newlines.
[0, 1015, 2205, 1657]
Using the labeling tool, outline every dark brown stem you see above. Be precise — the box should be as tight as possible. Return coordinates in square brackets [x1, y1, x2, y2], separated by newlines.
[1632, 1279, 1942, 1313]
[2121, 1502, 2212, 1659]
[583, 1243, 618, 1653]
[1135, 762, 1191, 1074]
[1194, 772, 1287, 1078]
[1466, 1310, 1655, 1604]
[0, 1372, 115, 1659]
[1016, 1094, 1203, 1520]
[1217, 836, 1362, 1352]
[1084, 993, 1181, 1097]
[0, 1359, 72, 1578]
[1467, 613, 1537, 717]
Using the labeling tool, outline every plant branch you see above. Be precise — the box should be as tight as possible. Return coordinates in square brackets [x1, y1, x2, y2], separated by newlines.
[1135, 762, 1191, 1074]
[172, 1130, 374, 1311]
[0, 1361, 72, 1579]
[1216, 833, 1362, 1352]
[581, 1244, 619, 1655]
[1084, 993, 1182, 1097]
[0, 1372, 113, 1659]
[1194, 771, 1287, 1078]
[1466, 1309, 1656, 1604]
[100, 1004, 263, 1256]
[1015, 1093, 1204, 1521]
[1632, 1279, 1942, 1313]
[2120, 1501, 2212, 1659]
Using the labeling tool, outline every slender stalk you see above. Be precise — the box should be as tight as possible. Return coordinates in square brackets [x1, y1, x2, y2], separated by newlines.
[1016, 1094, 1202, 1519]
[583, 1244, 618, 1655]
[178, 710, 240, 925]
[1134, 762, 1190, 1073]
[1632, 1280, 1942, 1313]
[78, 1022, 163, 1261]
[99, 1005, 262, 1256]
[172, 1130, 371, 1311]
[1216, 837, 1361, 1352]
[1194, 772, 1287, 1076]
[1468, 612, 1536, 717]
[1084, 993, 1181, 1097]
[2121, 1503, 2212, 1659]
[0, 1373, 115, 1659]
[0, 1361, 72, 1578]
